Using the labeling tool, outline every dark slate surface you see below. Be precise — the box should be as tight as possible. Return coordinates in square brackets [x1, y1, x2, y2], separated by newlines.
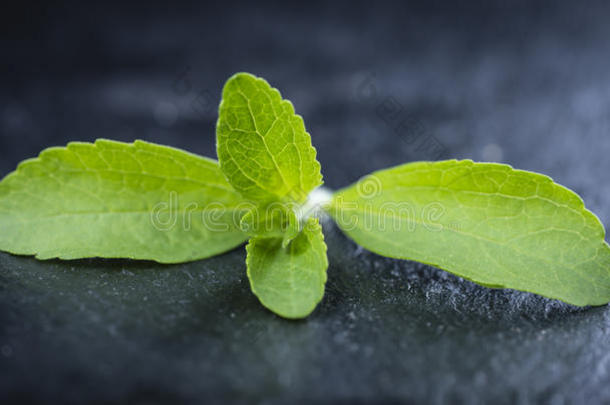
[1, 1, 610, 403]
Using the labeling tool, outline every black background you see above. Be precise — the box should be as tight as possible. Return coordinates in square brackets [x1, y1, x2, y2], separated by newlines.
[1, 1, 610, 404]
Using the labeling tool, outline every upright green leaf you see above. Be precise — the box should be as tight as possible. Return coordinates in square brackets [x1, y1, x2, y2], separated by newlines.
[330, 159, 610, 306]
[246, 217, 328, 319]
[0, 139, 248, 263]
[216, 72, 323, 204]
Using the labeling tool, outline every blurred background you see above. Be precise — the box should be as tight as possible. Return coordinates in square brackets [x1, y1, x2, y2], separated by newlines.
[1, 1, 610, 403]
[2, 1, 609, 223]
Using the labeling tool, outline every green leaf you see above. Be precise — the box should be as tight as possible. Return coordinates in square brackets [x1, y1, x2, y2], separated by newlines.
[239, 202, 300, 247]
[330, 159, 610, 306]
[216, 72, 323, 204]
[0, 139, 248, 263]
[246, 217, 328, 319]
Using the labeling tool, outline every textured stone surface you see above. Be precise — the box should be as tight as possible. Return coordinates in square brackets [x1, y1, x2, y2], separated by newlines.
[1, 1, 610, 403]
